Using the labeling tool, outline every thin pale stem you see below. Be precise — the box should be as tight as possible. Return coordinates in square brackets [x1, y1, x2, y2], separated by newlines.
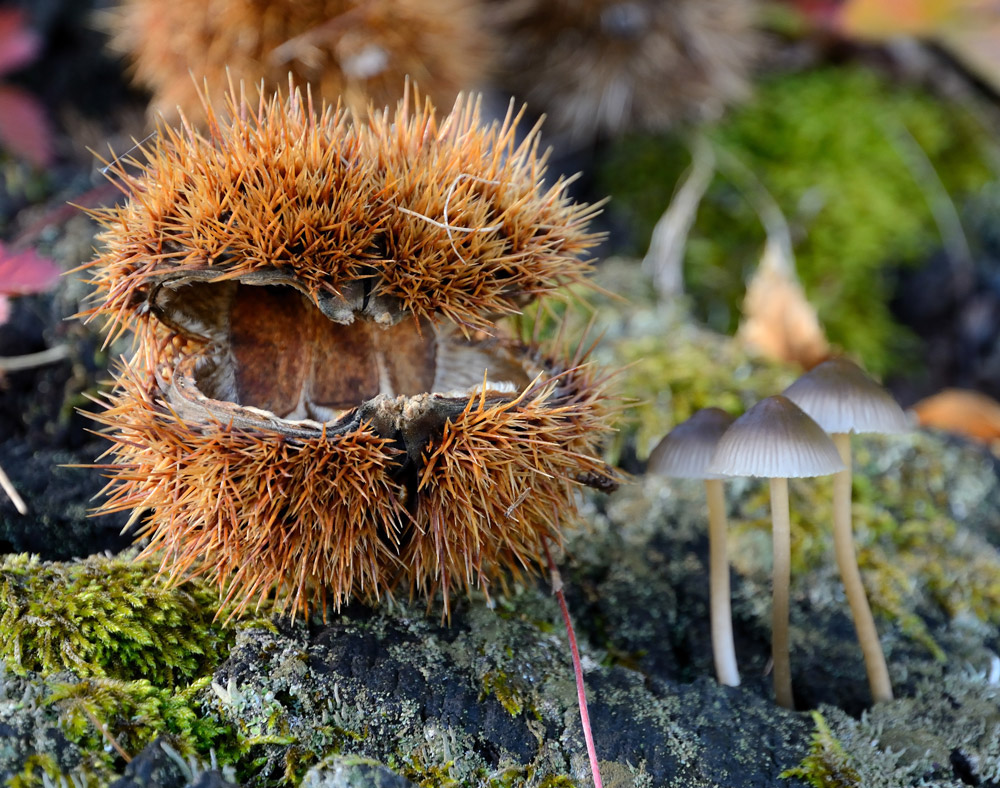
[832, 432, 893, 703]
[0, 462, 27, 515]
[705, 478, 739, 686]
[542, 538, 603, 788]
[0, 344, 71, 373]
[770, 477, 794, 709]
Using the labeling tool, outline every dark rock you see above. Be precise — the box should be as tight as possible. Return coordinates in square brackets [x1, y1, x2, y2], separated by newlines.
[0, 667, 100, 785]
[203, 603, 812, 787]
[109, 738, 240, 788]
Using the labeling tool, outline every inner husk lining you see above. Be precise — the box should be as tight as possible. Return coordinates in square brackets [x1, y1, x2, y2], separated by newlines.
[154, 279, 533, 422]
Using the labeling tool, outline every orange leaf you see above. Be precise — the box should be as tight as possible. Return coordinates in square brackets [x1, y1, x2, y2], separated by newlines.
[912, 388, 1000, 449]
[837, 0, 965, 36]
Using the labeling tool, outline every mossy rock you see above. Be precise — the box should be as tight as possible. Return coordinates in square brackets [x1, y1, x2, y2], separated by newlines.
[582, 259, 800, 460]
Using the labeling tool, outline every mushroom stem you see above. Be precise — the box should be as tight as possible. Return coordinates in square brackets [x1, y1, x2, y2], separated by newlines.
[831, 431, 893, 703]
[705, 478, 740, 686]
[770, 476, 794, 708]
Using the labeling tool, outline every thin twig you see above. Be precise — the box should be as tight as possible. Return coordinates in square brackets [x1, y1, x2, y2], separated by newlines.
[0, 344, 71, 373]
[0, 462, 27, 515]
[81, 706, 132, 763]
[713, 143, 796, 275]
[883, 116, 973, 292]
[542, 537, 603, 788]
[644, 134, 715, 299]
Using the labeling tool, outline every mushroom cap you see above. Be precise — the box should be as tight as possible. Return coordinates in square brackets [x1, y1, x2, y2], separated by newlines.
[707, 395, 845, 479]
[782, 358, 909, 435]
[647, 407, 734, 479]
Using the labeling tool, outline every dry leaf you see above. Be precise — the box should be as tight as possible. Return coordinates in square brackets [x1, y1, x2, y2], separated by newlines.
[838, 0, 963, 36]
[936, 11, 1000, 94]
[835, 0, 1000, 93]
[737, 237, 831, 369]
[912, 388, 1000, 451]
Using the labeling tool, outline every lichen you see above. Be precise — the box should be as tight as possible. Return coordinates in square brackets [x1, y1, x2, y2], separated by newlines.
[0, 552, 233, 686]
[817, 668, 1000, 787]
[598, 66, 993, 375]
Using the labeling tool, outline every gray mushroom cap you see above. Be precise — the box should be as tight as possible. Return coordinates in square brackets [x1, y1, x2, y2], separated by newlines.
[707, 395, 845, 479]
[648, 407, 735, 480]
[782, 358, 909, 435]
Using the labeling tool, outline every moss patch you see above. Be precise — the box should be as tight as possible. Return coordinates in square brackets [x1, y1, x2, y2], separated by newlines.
[598, 66, 993, 375]
[586, 259, 799, 459]
[0, 552, 232, 686]
[781, 711, 861, 788]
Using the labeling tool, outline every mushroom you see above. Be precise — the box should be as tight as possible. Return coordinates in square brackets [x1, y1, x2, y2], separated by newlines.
[648, 407, 740, 686]
[707, 395, 844, 708]
[783, 357, 908, 703]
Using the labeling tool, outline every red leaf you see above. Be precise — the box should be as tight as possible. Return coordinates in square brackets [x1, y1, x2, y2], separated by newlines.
[0, 9, 40, 75]
[0, 84, 53, 167]
[0, 242, 60, 296]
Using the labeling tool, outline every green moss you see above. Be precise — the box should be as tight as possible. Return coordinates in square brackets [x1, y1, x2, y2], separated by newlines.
[48, 675, 239, 766]
[780, 711, 861, 788]
[7, 753, 103, 788]
[0, 553, 233, 687]
[598, 66, 993, 375]
[537, 777, 578, 788]
[399, 755, 460, 788]
[479, 670, 525, 717]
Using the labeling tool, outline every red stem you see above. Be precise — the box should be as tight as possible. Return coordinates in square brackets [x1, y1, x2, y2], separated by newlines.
[542, 538, 603, 788]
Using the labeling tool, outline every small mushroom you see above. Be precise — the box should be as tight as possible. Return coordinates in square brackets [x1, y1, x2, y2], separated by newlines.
[649, 407, 739, 687]
[707, 395, 844, 708]
[783, 357, 908, 704]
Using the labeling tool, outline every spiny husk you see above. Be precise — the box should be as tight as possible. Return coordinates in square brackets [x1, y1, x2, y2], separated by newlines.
[82, 86, 599, 339]
[408, 360, 614, 615]
[107, 0, 491, 123]
[488, 0, 759, 142]
[92, 348, 616, 620]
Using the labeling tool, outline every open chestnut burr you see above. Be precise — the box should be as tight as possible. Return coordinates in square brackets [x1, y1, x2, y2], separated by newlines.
[83, 86, 618, 619]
